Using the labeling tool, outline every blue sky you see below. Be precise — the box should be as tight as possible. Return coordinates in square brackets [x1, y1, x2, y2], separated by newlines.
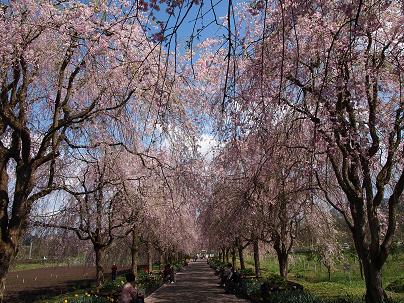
[149, 0, 239, 51]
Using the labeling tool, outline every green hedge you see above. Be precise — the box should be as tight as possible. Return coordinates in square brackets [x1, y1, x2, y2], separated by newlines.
[386, 277, 404, 293]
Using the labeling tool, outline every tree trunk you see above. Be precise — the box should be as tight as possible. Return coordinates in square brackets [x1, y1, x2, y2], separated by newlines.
[131, 247, 138, 276]
[350, 211, 388, 303]
[221, 248, 225, 263]
[225, 248, 229, 263]
[131, 248, 138, 276]
[253, 239, 260, 277]
[326, 264, 331, 281]
[0, 276, 5, 303]
[0, 244, 14, 303]
[231, 247, 236, 269]
[359, 258, 364, 280]
[238, 245, 245, 270]
[160, 253, 164, 269]
[163, 252, 168, 265]
[94, 246, 104, 286]
[276, 250, 288, 279]
[148, 244, 153, 273]
[0, 231, 22, 302]
[362, 259, 387, 303]
[131, 232, 139, 276]
[0, 167, 31, 303]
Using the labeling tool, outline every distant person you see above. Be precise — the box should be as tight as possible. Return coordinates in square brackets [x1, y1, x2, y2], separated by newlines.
[111, 263, 118, 281]
[120, 273, 144, 303]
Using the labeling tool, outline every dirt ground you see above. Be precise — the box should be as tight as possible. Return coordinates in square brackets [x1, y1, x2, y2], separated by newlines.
[4, 265, 128, 302]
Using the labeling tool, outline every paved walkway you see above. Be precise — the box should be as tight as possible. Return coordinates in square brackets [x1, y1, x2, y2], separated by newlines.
[145, 260, 249, 303]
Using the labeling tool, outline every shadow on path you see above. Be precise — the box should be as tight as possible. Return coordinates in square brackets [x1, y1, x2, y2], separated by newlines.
[145, 260, 249, 303]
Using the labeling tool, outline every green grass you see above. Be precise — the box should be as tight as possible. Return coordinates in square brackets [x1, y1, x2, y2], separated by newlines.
[242, 252, 404, 302]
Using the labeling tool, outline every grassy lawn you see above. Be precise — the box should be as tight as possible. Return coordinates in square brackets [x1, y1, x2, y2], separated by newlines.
[243, 252, 404, 302]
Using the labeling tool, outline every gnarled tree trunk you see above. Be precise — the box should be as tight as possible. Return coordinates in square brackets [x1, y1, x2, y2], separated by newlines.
[147, 243, 153, 272]
[238, 245, 245, 270]
[362, 260, 386, 303]
[253, 238, 260, 277]
[131, 231, 140, 276]
[0, 242, 16, 303]
[94, 245, 105, 286]
[276, 250, 288, 279]
[0, 172, 31, 302]
[231, 247, 236, 269]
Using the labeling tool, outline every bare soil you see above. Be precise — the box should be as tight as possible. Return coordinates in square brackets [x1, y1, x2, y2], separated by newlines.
[4, 265, 129, 302]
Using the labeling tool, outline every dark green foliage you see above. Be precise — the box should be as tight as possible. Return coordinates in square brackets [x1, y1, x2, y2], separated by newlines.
[239, 278, 262, 297]
[137, 271, 163, 294]
[238, 268, 255, 276]
[208, 257, 226, 269]
[170, 261, 184, 272]
[386, 277, 404, 293]
[264, 274, 288, 287]
[265, 290, 323, 303]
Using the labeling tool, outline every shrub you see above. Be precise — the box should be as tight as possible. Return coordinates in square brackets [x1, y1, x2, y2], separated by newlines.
[208, 257, 226, 269]
[62, 294, 110, 303]
[171, 262, 183, 272]
[263, 273, 289, 289]
[239, 268, 255, 276]
[137, 271, 163, 295]
[239, 278, 263, 298]
[266, 290, 323, 303]
[98, 276, 126, 293]
[386, 277, 404, 293]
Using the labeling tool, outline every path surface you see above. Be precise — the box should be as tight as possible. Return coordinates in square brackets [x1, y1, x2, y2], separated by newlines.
[145, 260, 249, 303]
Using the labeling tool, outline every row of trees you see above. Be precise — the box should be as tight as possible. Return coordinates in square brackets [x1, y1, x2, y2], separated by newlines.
[0, 0, 201, 300]
[34, 145, 199, 285]
[195, 1, 403, 303]
[0, 2, 402, 303]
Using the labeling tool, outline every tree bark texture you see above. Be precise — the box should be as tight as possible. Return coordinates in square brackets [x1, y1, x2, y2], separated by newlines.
[253, 239, 260, 277]
[131, 232, 140, 276]
[276, 250, 288, 279]
[95, 246, 105, 286]
[238, 245, 245, 270]
[148, 243, 153, 272]
[231, 247, 236, 269]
